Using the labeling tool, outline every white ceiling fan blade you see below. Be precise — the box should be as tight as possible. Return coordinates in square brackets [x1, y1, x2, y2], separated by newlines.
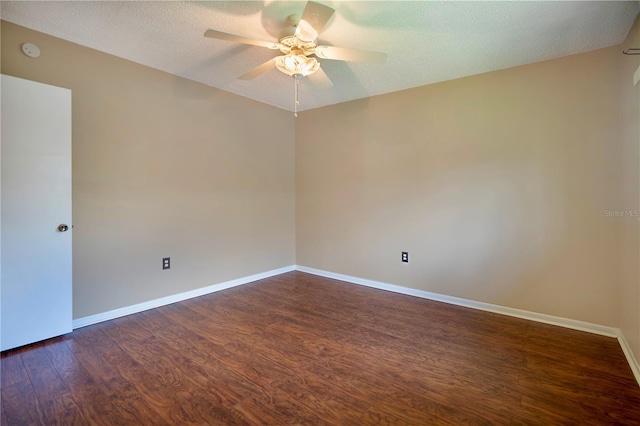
[238, 58, 277, 80]
[308, 67, 334, 89]
[315, 45, 388, 64]
[295, 1, 335, 42]
[204, 29, 281, 49]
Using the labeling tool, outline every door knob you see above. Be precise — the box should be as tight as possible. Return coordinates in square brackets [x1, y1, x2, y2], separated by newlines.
[58, 224, 69, 232]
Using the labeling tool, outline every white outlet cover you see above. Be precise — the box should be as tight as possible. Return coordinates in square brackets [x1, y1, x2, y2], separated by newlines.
[21, 42, 40, 58]
[634, 64, 640, 87]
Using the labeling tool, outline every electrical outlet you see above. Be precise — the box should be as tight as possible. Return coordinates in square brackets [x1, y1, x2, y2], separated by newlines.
[162, 257, 170, 270]
[401, 252, 409, 263]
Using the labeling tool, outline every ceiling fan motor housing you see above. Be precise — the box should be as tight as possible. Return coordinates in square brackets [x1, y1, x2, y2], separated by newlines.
[278, 35, 317, 56]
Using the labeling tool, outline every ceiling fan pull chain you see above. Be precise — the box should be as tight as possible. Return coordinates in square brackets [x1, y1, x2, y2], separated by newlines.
[294, 75, 300, 117]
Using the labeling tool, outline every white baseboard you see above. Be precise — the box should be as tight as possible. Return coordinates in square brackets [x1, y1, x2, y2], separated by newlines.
[295, 265, 640, 386]
[71, 262, 640, 387]
[295, 265, 618, 337]
[72, 265, 296, 329]
[618, 332, 640, 386]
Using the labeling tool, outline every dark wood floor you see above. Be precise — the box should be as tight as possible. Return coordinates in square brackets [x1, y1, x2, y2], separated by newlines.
[2, 271, 640, 425]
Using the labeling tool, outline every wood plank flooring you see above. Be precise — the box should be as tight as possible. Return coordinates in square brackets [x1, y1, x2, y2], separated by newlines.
[2, 271, 640, 425]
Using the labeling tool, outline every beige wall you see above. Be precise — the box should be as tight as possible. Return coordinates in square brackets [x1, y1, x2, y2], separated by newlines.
[1, 21, 296, 318]
[296, 46, 623, 327]
[620, 16, 640, 363]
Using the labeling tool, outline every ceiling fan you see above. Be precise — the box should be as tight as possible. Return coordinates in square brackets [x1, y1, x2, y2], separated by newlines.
[204, 1, 387, 116]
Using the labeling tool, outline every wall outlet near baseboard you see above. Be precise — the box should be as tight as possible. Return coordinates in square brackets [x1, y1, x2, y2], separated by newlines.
[401, 252, 409, 263]
[162, 257, 170, 270]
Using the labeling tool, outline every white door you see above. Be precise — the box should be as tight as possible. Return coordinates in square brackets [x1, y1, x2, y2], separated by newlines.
[1, 74, 72, 351]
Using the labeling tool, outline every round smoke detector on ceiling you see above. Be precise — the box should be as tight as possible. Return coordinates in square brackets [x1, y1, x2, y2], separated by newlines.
[21, 43, 40, 58]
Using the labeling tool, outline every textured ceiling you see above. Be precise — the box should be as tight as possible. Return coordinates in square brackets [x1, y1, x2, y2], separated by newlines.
[1, 1, 638, 112]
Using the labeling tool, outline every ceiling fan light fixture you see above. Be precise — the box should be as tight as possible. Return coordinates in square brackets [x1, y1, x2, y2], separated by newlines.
[275, 54, 320, 117]
[275, 54, 320, 77]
